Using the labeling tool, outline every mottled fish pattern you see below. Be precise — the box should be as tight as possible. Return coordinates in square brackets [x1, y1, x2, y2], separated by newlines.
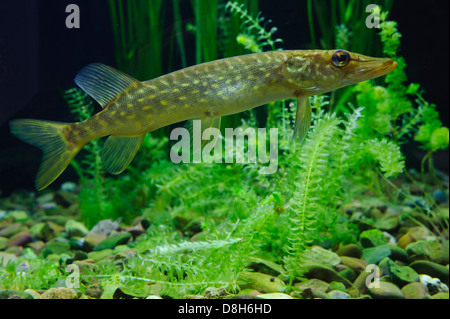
[10, 50, 396, 190]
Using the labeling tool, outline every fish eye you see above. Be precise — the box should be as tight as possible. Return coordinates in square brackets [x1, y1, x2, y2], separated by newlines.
[331, 50, 350, 68]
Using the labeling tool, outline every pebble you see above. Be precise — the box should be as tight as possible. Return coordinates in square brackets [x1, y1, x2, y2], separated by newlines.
[0, 289, 33, 299]
[88, 219, 119, 236]
[0, 236, 7, 250]
[93, 232, 131, 251]
[410, 260, 449, 283]
[41, 287, 79, 299]
[419, 274, 449, 295]
[239, 272, 286, 293]
[24, 289, 41, 299]
[407, 226, 435, 242]
[338, 268, 356, 282]
[46, 221, 65, 235]
[301, 263, 353, 288]
[29, 222, 51, 240]
[256, 292, 293, 299]
[359, 229, 387, 248]
[88, 249, 114, 262]
[61, 181, 77, 192]
[0, 223, 26, 237]
[431, 292, 449, 299]
[85, 234, 107, 249]
[86, 284, 102, 298]
[431, 189, 448, 204]
[386, 244, 409, 263]
[41, 240, 71, 258]
[401, 282, 429, 299]
[327, 290, 351, 299]
[339, 256, 368, 273]
[389, 263, 420, 287]
[65, 219, 89, 238]
[7, 231, 32, 247]
[10, 210, 29, 223]
[374, 216, 399, 231]
[368, 281, 405, 299]
[353, 267, 380, 294]
[336, 244, 362, 258]
[362, 245, 391, 264]
[406, 240, 449, 264]
[27, 241, 45, 253]
[54, 190, 77, 208]
[301, 246, 341, 267]
[397, 232, 415, 249]
[294, 279, 330, 297]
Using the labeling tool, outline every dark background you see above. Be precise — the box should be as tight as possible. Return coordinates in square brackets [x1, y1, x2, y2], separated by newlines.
[0, 0, 448, 194]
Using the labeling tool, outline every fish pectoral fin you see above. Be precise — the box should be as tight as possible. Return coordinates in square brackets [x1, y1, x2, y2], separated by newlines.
[75, 63, 138, 108]
[101, 134, 145, 174]
[293, 96, 312, 143]
[184, 116, 221, 154]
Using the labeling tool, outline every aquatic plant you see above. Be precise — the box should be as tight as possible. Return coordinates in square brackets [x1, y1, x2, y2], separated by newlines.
[7, 2, 442, 298]
[226, 1, 283, 53]
[284, 113, 341, 279]
[307, 0, 393, 53]
[108, 0, 165, 80]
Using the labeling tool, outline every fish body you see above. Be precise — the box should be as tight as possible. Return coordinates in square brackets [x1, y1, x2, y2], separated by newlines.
[10, 50, 397, 190]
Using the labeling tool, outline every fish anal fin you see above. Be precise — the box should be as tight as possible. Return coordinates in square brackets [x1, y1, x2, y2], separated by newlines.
[75, 63, 138, 108]
[293, 96, 312, 143]
[101, 134, 145, 174]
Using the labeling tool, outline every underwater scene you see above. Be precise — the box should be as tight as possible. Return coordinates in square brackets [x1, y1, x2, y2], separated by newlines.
[0, 0, 448, 303]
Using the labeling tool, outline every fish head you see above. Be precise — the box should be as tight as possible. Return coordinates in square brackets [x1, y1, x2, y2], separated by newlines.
[282, 50, 397, 96]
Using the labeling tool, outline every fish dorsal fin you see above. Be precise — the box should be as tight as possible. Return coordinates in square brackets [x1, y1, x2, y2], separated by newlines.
[75, 63, 137, 108]
[101, 134, 145, 174]
[293, 96, 312, 143]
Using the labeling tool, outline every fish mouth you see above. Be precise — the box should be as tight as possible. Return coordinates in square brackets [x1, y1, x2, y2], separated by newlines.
[346, 55, 397, 82]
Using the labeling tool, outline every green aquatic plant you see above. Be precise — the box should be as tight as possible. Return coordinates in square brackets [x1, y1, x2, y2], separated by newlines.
[226, 1, 283, 53]
[108, 0, 165, 80]
[307, 0, 393, 53]
[12, 2, 439, 298]
[284, 113, 341, 280]
[354, 12, 448, 184]
[0, 248, 64, 291]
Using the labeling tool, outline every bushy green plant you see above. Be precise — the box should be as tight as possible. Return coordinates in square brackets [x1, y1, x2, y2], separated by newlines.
[46, 2, 446, 297]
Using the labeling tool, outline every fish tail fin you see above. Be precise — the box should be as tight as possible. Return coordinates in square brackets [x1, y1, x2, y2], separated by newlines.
[9, 119, 84, 190]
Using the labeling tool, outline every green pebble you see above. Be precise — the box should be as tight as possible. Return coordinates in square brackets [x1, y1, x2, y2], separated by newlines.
[359, 229, 387, 248]
[65, 220, 89, 238]
[301, 246, 341, 267]
[362, 245, 391, 264]
[0, 237, 7, 250]
[401, 282, 430, 299]
[389, 264, 420, 287]
[410, 260, 449, 283]
[368, 281, 404, 299]
[239, 272, 286, 293]
[10, 210, 29, 223]
[431, 292, 449, 299]
[88, 249, 114, 262]
[0, 289, 33, 299]
[339, 268, 356, 282]
[41, 240, 71, 258]
[93, 233, 131, 251]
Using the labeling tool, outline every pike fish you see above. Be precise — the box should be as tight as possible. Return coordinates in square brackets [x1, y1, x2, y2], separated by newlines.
[10, 49, 397, 190]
